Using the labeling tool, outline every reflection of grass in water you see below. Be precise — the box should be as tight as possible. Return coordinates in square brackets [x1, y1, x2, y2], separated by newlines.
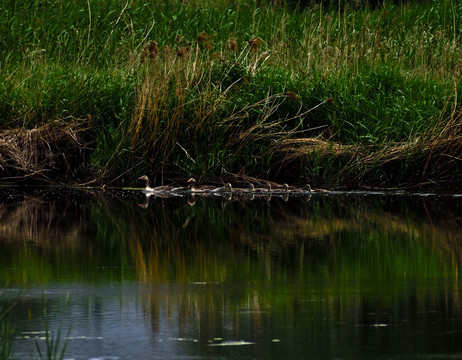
[1, 194, 460, 287]
[1, 193, 461, 347]
[87, 195, 460, 292]
[1, 193, 461, 312]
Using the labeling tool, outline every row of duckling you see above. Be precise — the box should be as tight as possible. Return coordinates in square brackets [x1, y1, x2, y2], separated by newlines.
[139, 176, 328, 196]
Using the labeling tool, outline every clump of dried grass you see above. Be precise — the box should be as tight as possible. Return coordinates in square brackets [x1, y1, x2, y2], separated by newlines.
[0, 118, 88, 182]
[271, 110, 462, 188]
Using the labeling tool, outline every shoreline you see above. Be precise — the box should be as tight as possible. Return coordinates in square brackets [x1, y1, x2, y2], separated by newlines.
[0, 124, 460, 191]
[1, 1, 461, 190]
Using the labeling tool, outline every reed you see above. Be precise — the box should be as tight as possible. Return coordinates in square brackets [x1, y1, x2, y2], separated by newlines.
[0, 0, 460, 187]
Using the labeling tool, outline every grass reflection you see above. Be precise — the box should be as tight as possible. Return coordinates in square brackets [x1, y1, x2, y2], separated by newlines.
[0, 190, 461, 294]
[1, 190, 462, 357]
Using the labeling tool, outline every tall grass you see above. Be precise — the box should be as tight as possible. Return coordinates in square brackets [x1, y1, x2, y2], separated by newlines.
[0, 0, 460, 186]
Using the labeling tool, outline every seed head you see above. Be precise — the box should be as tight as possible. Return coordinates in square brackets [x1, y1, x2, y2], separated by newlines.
[197, 32, 211, 44]
[176, 47, 187, 58]
[248, 37, 262, 50]
[227, 39, 238, 52]
[197, 32, 214, 49]
[148, 40, 158, 58]
[284, 91, 301, 100]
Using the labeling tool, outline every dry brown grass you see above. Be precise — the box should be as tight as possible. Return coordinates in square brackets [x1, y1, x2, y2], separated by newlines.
[270, 110, 462, 187]
[0, 118, 89, 182]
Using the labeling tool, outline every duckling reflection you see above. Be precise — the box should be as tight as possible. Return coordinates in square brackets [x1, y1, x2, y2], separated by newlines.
[281, 184, 290, 201]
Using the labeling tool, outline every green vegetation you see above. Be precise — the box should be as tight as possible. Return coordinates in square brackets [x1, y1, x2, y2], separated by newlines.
[0, 0, 461, 187]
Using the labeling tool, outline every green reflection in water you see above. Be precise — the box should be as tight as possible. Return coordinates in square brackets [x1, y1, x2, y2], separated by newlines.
[1, 190, 460, 294]
[1, 190, 462, 358]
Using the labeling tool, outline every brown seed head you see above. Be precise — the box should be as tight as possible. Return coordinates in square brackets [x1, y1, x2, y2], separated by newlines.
[248, 37, 262, 50]
[148, 40, 158, 58]
[197, 33, 207, 44]
[284, 91, 301, 100]
[227, 39, 238, 52]
[176, 34, 182, 42]
[176, 47, 187, 58]
[197, 32, 210, 44]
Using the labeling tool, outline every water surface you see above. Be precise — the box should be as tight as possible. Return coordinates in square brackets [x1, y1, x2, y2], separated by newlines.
[1, 188, 462, 359]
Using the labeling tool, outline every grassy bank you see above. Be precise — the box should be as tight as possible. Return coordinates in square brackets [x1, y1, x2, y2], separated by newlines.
[0, 0, 461, 188]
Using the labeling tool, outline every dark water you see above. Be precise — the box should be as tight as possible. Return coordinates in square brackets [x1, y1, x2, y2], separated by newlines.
[1, 188, 462, 359]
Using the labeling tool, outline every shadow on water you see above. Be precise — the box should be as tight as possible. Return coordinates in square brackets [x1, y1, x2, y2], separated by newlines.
[1, 187, 462, 359]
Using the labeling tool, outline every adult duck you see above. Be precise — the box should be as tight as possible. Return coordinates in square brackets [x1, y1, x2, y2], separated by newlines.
[138, 175, 182, 193]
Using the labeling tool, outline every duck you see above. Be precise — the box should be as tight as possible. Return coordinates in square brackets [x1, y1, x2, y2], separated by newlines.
[229, 183, 254, 198]
[279, 184, 290, 201]
[138, 175, 183, 193]
[138, 175, 154, 192]
[216, 184, 233, 201]
[186, 178, 210, 193]
[186, 179, 234, 195]
[245, 184, 255, 200]
[254, 183, 272, 193]
[304, 184, 330, 194]
[211, 183, 233, 194]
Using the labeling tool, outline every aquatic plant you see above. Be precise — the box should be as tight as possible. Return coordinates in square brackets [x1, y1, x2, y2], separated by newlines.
[0, 323, 15, 360]
[34, 324, 71, 360]
[0, 286, 21, 360]
[33, 295, 71, 360]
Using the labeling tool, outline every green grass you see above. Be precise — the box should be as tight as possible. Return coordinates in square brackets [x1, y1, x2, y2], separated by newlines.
[0, 0, 461, 186]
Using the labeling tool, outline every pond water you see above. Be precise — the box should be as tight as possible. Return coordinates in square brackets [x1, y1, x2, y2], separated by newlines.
[1, 187, 462, 359]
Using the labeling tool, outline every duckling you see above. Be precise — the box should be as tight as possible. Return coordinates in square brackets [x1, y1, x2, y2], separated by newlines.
[304, 184, 330, 194]
[211, 183, 233, 194]
[186, 178, 209, 193]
